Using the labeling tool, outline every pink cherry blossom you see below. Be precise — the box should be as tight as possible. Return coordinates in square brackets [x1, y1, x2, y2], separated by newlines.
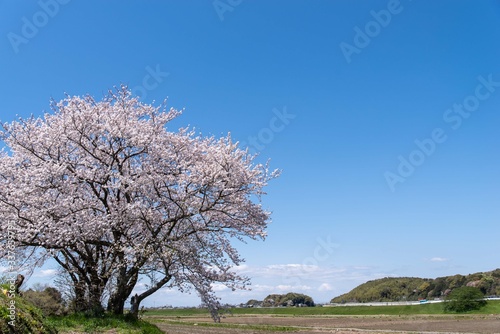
[0, 86, 279, 320]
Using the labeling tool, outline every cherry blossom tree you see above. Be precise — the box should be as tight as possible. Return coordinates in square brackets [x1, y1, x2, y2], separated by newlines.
[0, 87, 279, 319]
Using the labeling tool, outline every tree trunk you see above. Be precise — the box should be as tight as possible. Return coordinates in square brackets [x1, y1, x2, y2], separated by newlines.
[130, 294, 140, 318]
[129, 274, 172, 319]
[107, 289, 128, 314]
[53, 254, 107, 315]
[107, 268, 139, 315]
[73, 282, 87, 312]
[88, 288, 104, 315]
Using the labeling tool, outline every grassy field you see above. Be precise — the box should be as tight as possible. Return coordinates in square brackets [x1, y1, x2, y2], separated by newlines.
[145, 300, 500, 317]
[36, 301, 500, 333]
[144, 302, 500, 334]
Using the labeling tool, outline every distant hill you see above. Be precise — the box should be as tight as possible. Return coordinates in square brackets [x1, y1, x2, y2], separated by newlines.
[330, 269, 500, 303]
[246, 292, 315, 307]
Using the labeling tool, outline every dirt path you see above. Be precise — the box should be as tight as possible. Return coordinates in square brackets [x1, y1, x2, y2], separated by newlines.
[149, 314, 500, 334]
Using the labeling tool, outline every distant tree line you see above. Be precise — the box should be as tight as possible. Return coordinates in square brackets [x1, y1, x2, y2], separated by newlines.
[331, 269, 500, 303]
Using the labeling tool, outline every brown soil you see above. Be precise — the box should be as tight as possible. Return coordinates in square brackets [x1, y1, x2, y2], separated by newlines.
[150, 314, 500, 334]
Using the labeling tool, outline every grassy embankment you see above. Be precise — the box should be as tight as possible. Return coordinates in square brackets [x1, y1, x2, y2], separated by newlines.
[47, 313, 164, 334]
[0, 282, 57, 334]
[1, 280, 163, 333]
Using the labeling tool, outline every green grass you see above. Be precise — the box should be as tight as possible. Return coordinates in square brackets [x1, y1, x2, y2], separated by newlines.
[1, 282, 57, 334]
[145, 300, 500, 318]
[48, 313, 163, 334]
[2, 278, 161, 334]
[145, 307, 212, 317]
[156, 319, 299, 332]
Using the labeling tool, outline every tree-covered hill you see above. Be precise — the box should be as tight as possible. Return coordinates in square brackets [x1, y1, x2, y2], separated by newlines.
[331, 269, 500, 303]
[246, 292, 315, 307]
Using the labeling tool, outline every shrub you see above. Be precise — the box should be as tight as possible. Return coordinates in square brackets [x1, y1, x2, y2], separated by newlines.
[23, 285, 66, 316]
[443, 286, 487, 313]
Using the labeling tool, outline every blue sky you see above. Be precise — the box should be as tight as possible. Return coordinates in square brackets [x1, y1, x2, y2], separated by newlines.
[1, 0, 500, 306]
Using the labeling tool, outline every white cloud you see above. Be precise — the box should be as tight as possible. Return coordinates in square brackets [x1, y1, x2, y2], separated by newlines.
[233, 264, 250, 272]
[430, 257, 449, 262]
[34, 269, 57, 277]
[121, 263, 401, 308]
[248, 284, 274, 292]
[276, 284, 312, 291]
[259, 264, 328, 279]
[158, 287, 186, 295]
[318, 283, 333, 291]
[267, 264, 318, 271]
[134, 282, 148, 290]
[353, 266, 371, 270]
[231, 263, 382, 284]
[211, 283, 229, 292]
